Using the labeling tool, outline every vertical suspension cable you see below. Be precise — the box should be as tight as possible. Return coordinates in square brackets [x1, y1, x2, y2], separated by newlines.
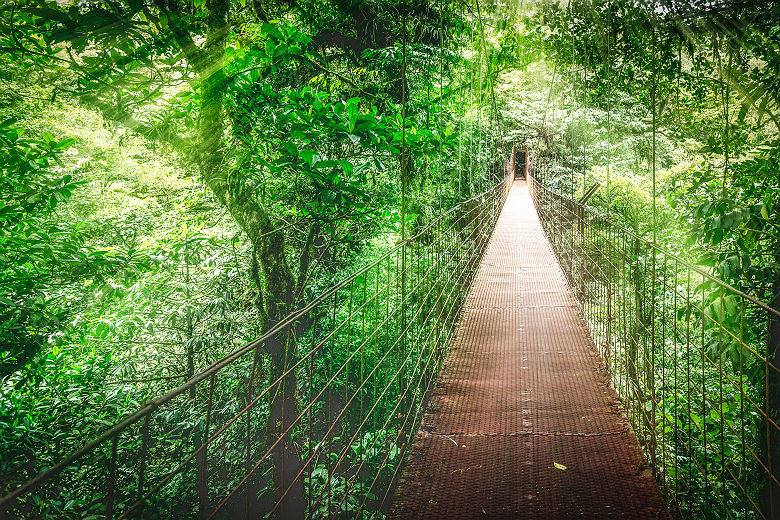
[476, 1, 482, 192]
[606, 5, 611, 215]
[400, 0, 408, 399]
[722, 39, 731, 198]
[438, 0, 444, 213]
[650, 0, 659, 476]
[472, 0, 486, 194]
[651, 2, 657, 243]
[604, 0, 613, 372]
[401, 5, 408, 242]
[475, 8, 481, 193]
[570, 0, 576, 197]
[575, 0, 584, 195]
[469, 16, 474, 198]
[478, 0, 487, 192]
[583, 2, 590, 206]
[457, 0, 463, 201]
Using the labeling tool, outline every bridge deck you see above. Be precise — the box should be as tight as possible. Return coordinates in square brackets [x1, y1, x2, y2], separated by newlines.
[390, 181, 670, 519]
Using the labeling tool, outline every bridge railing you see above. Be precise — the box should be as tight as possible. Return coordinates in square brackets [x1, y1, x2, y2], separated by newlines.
[529, 174, 780, 520]
[0, 172, 512, 520]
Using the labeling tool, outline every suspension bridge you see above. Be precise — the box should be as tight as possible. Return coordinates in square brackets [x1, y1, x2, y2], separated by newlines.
[389, 180, 668, 519]
[1, 162, 778, 520]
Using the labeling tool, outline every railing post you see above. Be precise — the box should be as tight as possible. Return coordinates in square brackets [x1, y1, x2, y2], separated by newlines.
[198, 374, 216, 520]
[137, 413, 151, 520]
[105, 435, 118, 520]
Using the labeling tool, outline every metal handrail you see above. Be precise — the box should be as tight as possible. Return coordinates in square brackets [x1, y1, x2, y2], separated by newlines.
[1, 165, 513, 519]
[529, 174, 780, 318]
[528, 171, 780, 520]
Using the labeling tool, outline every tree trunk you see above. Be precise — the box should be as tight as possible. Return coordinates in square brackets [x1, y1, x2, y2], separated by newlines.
[192, 1, 305, 515]
[257, 227, 305, 519]
[264, 331, 305, 519]
[762, 257, 780, 519]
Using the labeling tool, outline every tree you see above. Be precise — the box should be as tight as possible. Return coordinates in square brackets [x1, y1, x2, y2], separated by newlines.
[0, 0, 462, 513]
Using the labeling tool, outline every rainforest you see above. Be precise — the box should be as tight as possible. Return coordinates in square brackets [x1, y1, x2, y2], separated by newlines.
[0, 0, 779, 519]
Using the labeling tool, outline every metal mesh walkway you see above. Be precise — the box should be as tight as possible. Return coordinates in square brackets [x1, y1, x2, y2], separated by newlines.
[390, 181, 670, 519]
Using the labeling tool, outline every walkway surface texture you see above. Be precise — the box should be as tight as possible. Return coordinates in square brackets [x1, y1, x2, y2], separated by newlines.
[390, 181, 670, 519]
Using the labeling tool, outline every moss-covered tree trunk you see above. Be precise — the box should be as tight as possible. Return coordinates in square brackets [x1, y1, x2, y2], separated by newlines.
[762, 250, 780, 519]
[190, 0, 305, 516]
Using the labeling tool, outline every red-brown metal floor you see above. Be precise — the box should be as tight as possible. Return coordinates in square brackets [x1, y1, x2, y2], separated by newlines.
[389, 181, 670, 519]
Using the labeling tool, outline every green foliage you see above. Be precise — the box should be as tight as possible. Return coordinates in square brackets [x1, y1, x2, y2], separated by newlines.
[305, 430, 398, 519]
[0, 346, 124, 493]
[0, 119, 109, 375]
[666, 151, 780, 295]
[0, 0, 505, 517]
[507, 1, 780, 516]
